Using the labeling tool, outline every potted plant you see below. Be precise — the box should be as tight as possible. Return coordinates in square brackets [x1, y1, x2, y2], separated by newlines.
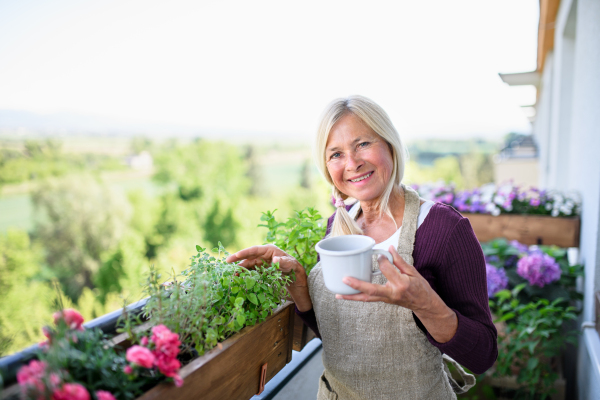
[259, 207, 326, 351]
[482, 238, 583, 305]
[486, 286, 577, 399]
[476, 239, 583, 400]
[414, 183, 581, 247]
[1, 244, 296, 400]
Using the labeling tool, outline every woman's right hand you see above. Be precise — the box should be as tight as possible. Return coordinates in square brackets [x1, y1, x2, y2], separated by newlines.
[225, 245, 300, 275]
[225, 245, 313, 311]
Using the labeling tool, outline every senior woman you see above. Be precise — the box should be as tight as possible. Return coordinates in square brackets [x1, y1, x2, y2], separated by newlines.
[226, 95, 497, 399]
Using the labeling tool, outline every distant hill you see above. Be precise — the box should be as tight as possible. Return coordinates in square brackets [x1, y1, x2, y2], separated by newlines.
[0, 109, 294, 144]
[407, 138, 501, 166]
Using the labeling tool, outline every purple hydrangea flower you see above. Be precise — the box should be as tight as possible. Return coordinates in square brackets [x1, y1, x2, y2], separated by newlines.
[516, 253, 561, 287]
[530, 198, 541, 206]
[504, 254, 519, 269]
[509, 240, 529, 254]
[486, 264, 509, 298]
[485, 255, 500, 264]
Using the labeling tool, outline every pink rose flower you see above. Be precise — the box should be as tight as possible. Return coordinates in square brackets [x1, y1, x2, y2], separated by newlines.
[123, 365, 133, 375]
[42, 326, 52, 340]
[53, 309, 85, 331]
[151, 325, 181, 359]
[126, 345, 156, 369]
[95, 391, 117, 400]
[49, 373, 62, 388]
[140, 336, 149, 346]
[155, 354, 181, 377]
[173, 374, 184, 387]
[17, 360, 47, 395]
[52, 383, 90, 400]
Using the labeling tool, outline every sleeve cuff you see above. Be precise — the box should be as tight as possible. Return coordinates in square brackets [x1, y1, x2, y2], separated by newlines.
[294, 304, 314, 316]
[426, 309, 480, 356]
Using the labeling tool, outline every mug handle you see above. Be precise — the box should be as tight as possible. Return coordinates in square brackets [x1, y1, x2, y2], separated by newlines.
[372, 249, 393, 276]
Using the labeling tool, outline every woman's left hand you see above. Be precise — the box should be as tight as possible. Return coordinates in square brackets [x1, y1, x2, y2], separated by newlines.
[337, 245, 458, 343]
[336, 246, 433, 313]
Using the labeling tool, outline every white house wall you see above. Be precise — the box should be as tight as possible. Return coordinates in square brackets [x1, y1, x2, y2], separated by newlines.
[533, 53, 553, 188]
[534, 0, 600, 399]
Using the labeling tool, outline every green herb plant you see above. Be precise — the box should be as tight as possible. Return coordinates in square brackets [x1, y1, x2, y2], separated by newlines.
[259, 207, 326, 275]
[490, 284, 578, 399]
[142, 243, 292, 356]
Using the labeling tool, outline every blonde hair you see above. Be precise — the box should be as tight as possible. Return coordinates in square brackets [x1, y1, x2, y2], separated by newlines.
[314, 95, 409, 237]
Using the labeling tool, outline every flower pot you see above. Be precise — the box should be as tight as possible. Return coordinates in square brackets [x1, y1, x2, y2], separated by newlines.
[134, 301, 295, 400]
[0, 302, 296, 400]
[461, 213, 580, 248]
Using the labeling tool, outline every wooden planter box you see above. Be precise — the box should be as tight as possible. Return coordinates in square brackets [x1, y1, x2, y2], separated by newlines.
[137, 301, 295, 400]
[292, 313, 317, 352]
[1, 302, 296, 400]
[461, 213, 580, 248]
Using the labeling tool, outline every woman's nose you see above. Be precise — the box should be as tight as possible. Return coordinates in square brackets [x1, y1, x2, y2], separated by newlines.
[345, 151, 363, 171]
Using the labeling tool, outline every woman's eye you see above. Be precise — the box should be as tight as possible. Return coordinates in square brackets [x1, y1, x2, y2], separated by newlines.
[358, 142, 370, 148]
[331, 152, 341, 159]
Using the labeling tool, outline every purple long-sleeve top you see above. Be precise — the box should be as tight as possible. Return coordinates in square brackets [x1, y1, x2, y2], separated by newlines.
[296, 202, 497, 374]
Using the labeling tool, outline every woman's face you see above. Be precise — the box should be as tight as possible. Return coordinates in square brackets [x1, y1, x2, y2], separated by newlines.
[325, 113, 394, 203]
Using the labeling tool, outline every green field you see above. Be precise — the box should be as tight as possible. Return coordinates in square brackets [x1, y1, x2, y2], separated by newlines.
[0, 193, 34, 232]
[0, 154, 323, 234]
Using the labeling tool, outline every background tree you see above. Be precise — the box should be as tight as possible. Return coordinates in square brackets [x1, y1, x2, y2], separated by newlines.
[131, 136, 154, 154]
[245, 145, 264, 196]
[300, 158, 312, 189]
[152, 139, 250, 251]
[0, 229, 57, 356]
[459, 152, 495, 189]
[31, 175, 132, 301]
[404, 156, 465, 188]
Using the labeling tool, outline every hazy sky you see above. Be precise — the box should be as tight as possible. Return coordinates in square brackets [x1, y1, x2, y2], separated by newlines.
[0, 0, 537, 140]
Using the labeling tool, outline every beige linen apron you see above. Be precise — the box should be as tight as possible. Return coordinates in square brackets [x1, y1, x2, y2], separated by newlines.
[308, 185, 474, 400]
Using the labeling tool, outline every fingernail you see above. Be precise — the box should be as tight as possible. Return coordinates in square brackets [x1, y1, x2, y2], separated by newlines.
[335, 294, 342, 299]
[342, 277, 350, 284]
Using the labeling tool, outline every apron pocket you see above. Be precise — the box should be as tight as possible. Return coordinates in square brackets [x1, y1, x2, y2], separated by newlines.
[317, 371, 338, 400]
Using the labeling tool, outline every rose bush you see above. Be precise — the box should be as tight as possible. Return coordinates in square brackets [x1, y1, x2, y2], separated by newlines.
[16, 306, 180, 400]
[123, 325, 183, 387]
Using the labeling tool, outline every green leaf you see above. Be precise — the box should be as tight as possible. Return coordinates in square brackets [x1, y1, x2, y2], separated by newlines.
[235, 297, 244, 307]
[494, 289, 511, 300]
[248, 293, 259, 305]
[236, 313, 246, 325]
[257, 292, 266, 304]
[496, 312, 515, 322]
[527, 357, 539, 371]
[245, 277, 256, 290]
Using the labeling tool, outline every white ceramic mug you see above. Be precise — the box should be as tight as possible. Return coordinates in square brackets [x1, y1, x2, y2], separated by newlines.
[315, 235, 394, 295]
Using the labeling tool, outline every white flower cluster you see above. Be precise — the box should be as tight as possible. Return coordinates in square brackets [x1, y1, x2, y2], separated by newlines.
[546, 192, 580, 217]
[412, 181, 581, 217]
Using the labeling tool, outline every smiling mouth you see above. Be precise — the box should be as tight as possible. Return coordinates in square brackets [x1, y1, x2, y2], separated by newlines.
[349, 172, 373, 182]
